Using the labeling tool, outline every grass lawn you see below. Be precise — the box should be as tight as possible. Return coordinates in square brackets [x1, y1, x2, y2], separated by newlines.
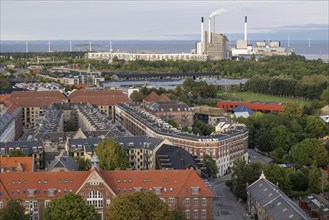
[218, 91, 312, 106]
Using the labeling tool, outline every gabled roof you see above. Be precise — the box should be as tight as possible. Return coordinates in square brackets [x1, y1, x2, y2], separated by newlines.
[0, 169, 214, 200]
[100, 169, 213, 197]
[9, 91, 67, 108]
[0, 170, 91, 199]
[144, 91, 159, 102]
[233, 104, 254, 114]
[69, 89, 131, 106]
[46, 154, 79, 171]
[158, 94, 171, 101]
[248, 175, 311, 220]
[0, 157, 34, 172]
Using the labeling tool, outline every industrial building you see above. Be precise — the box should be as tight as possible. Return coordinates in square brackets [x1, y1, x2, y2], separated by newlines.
[195, 17, 232, 60]
[231, 16, 289, 58]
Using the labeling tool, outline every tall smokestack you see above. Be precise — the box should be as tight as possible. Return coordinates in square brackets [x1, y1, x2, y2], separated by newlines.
[244, 16, 248, 41]
[201, 17, 204, 43]
[208, 18, 211, 43]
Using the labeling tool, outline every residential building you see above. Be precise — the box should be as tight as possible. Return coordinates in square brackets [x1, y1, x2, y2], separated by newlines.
[299, 194, 329, 220]
[8, 91, 67, 127]
[0, 141, 44, 170]
[155, 144, 207, 177]
[233, 104, 254, 118]
[0, 100, 23, 141]
[115, 103, 248, 176]
[0, 165, 214, 220]
[247, 172, 311, 220]
[45, 152, 79, 172]
[193, 106, 225, 126]
[69, 89, 131, 120]
[144, 100, 194, 128]
[0, 157, 34, 172]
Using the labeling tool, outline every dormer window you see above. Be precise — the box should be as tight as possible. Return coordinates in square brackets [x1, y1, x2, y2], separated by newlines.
[28, 189, 35, 197]
[154, 187, 162, 195]
[48, 188, 56, 197]
[191, 186, 200, 195]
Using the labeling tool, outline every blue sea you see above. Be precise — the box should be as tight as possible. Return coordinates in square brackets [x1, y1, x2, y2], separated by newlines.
[0, 40, 328, 60]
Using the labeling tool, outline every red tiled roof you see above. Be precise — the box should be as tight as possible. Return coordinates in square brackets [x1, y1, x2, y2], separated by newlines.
[10, 91, 66, 99]
[158, 94, 171, 101]
[69, 89, 131, 106]
[0, 157, 34, 172]
[8, 91, 67, 108]
[99, 169, 214, 197]
[0, 170, 91, 199]
[144, 91, 159, 102]
[0, 169, 214, 200]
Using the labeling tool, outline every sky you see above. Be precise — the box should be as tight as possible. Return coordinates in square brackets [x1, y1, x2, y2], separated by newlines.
[0, 0, 328, 41]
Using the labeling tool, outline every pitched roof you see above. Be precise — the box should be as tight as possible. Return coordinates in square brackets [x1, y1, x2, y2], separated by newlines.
[0, 157, 34, 172]
[233, 104, 254, 114]
[0, 170, 91, 199]
[0, 169, 214, 200]
[100, 169, 214, 197]
[9, 91, 67, 108]
[46, 154, 79, 171]
[69, 89, 131, 106]
[248, 176, 311, 220]
[158, 94, 171, 101]
[144, 91, 159, 102]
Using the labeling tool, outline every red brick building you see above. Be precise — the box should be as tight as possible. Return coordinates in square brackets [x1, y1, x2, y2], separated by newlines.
[217, 101, 284, 113]
[0, 166, 214, 220]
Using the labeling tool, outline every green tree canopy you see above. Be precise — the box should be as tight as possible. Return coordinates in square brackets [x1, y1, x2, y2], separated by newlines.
[263, 164, 292, 192]
[107, 191, 172, 220]
[289, 171, 308, 192]
[94, 139, 129, 170]
[77, 158, 91, 171]
[305, 116, 329, 138]
[9, 149, 26, 157]
[0, 199, 28, 220]
[270, 125, 294, 152]
[44, 193, 100, 220]
[308, 165, 321, 193]
[291, 139, 329, 166]
[203, 154, 219, 178]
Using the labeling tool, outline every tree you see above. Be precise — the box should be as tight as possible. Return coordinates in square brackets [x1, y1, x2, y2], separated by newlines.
[320, 87, 329, 103]
[94, 139, 129, 170]
[308, 165, 321, 193]
[263, 164, 292, 192]
[77, 158, 91, 171]
[203, 154, 219, 178]
[44, 193, 100, 220]
[231, 159, 262, 200]
[291, 139, 329, 166]
[305, 116, 329, 138]
[289, 171, 308, 192]
[168, 210, 186, 220]
[107, 191, 172, 220]
[270, 125, 293, 152]
[9, 149, 25, 157]
[129, 91, 144, 102]
[283, 103, 303, 116]
[0, 199, 29, 220]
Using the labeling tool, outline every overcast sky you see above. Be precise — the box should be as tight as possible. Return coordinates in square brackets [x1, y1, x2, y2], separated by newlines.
[1, 0, 328, 40]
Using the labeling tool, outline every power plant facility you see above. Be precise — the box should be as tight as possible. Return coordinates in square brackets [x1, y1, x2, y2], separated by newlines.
[195, 9, 232, 60]
[231, 16, 289, 58]
[88, 10, 288, 62]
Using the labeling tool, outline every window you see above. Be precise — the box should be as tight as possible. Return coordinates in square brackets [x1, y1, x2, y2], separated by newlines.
[0, 202, 3, 209]
[45, 200, 50, 208]
[168, 198, 175, 206]
[202, 210, 206, 218]
[194, 210, 198, 218]
[28, 189, 35, 197]
[193, 198, 198, 206]
[185, 210, 190, 218]
[202, 198, 206, 206]
[185, 198, 190, 206]
[87, 191, 103, 208]
[48, 189, 56, 197]
[191, 187, 199, 195]
[106, 199, 111, 207]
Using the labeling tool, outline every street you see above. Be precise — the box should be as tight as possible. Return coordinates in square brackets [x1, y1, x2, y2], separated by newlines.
[210, 174, 251, 220]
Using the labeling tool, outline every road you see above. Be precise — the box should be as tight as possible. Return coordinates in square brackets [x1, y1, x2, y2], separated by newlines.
[248, 149, 273, 164]
[210, 174, 251, 220]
